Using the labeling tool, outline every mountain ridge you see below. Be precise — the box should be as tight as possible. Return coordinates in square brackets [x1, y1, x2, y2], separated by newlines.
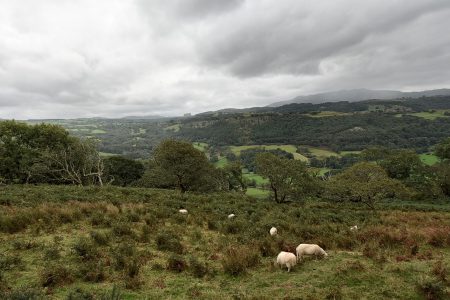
[267, 88, 450, 107]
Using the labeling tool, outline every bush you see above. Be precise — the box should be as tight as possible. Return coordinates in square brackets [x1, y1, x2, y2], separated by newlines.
[0, 254, 23, 271]
[78, 261, 106, 283]
[167, 255, 187, 273]
[90, 230, 111, 246]
[0, 287, 44, 300]
[72, 238, 99, 261]
[40, 265, 74, 287]
[112, 222, 134, 237]
[113, 242, 137, 271]
[432, 260, 448, 283]
[66, 288, 95, 300]
[416, 277, 446, 300]
[156, 231, 184, 254]
[189, 256, 209, 278]
[221, 245, 260, 276]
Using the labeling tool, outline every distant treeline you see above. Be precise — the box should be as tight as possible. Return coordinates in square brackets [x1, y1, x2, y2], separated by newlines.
[177, 96, 450, 152]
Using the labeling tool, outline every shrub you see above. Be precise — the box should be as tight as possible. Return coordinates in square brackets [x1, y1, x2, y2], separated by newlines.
[66, 288, 95, 300]
[167, 254, 187, 273]
[72, 238, 99, 261]
[156, 231, 184, 254]
[90, 212, 111, 227]
[12, 239, 37, 250]
[258, 238, 278, 257]
[140, 225, 152, 243]
[78, 261, 106, 283]
[90, 230, 111, 246]
[112, 222, 134, 238]
[432, 260, 448, 283]
[40, 265, 74, 287]
[113, 242, 137, 271]
[416, 277, 446, 300]
[221, 245, 260, 276]
[0, 287, 44, 300]
[43, 245, 61, 261]
[189, 256, 209, 278]
[0, 254, 23, 271]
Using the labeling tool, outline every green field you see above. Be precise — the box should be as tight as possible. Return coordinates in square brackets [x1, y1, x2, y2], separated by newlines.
[0, 185, 449, 299]
[193, 142, 209, 152]
[99, 152, 118, 157]
[340, 150, 362, 156]
[245, 187, 270, 198]
[91, 129, 107, 134]
[420, 153, 440, 165]
[214, 156, 229, 168]
[229, 145, 308, 161]
[304, 146, 340, 159]
[397, 110, 450, 120]
[243, 172, 269, 185]
[304, 111, 352, 118]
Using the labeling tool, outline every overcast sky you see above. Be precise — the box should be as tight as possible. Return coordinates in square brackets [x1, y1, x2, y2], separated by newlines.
[1, 0, 450, 119]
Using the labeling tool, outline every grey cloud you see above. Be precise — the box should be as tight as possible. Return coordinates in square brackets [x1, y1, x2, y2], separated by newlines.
[0, 0, 450, 119]
[198, 0, 450, 77]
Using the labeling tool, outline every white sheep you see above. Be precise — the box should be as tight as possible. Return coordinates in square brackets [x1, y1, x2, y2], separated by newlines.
[269, 227, 278, 236]
[178, 209, 188, 214]
[350, 225, 358, 231]
[296, 244, 328, 261]
[275, 251, 297, 272]
[228, 214, 236, 219]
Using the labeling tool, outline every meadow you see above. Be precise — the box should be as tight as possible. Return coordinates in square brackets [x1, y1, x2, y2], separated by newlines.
[0, 185, 449, 299]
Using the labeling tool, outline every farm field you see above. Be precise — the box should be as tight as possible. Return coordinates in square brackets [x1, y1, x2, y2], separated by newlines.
[420, 153, 440, 166]
[0, 185, 449, 299]
[304, 111, 352, 118]
[229, 145, 308, 161]
[396, 110, 450, 120]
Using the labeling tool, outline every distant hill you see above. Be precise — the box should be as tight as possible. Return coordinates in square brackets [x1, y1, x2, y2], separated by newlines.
[268, 88, 450, 107]
[121, 115, 166, 120]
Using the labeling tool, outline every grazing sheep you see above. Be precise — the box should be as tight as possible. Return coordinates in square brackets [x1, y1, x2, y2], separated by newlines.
[296, 244, 328, 261]
[350, 225, 358, 231]
[179, 209, 188, 214]
[275, 251, 297, 272]
[228, 214, 236, 219]
[269, 227, 278, 236]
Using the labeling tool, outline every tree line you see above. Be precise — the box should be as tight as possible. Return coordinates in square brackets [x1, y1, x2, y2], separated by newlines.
[1, 120, 450, 209]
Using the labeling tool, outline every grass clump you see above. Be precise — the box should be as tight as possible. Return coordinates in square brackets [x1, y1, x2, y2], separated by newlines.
[40, 264, 74, 287]
[167, 254, 187, 273]
[221, 245, 260, 276]
[156, 231, 184, 254]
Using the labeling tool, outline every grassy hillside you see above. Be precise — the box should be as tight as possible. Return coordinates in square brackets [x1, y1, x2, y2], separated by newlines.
[0, 186, 449, 299]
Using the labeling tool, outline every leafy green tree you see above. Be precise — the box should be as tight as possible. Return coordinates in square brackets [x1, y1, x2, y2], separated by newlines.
[255, 153, 318, 203]
[431, 162, 450, 196]
[103, 156, 144, 186]
[379, 149, 423, 180]
[223, 161, 247, 192]
[0, 121, 71, 183]
[324, 162, 410, 209]
[435, 138, 450, 160]
[152, 140, 216, 193]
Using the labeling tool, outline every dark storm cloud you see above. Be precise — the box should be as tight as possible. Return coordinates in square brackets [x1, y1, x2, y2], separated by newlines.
[0, 0, 450, 119]
[198, 0, 450, 77]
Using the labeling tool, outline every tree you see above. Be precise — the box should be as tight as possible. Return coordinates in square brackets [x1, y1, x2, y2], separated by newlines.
[435, 138, 450, 160]
[152, 140, 215, 193]
[0, 121, 76, 184]
[324, 162, 410, 209]
[379, 149, 423, 180]
[255, 153, 318, 203]
[223, 161, 247, 192]
[40, 137, 104, 186]
[103, 156, 144, 186]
